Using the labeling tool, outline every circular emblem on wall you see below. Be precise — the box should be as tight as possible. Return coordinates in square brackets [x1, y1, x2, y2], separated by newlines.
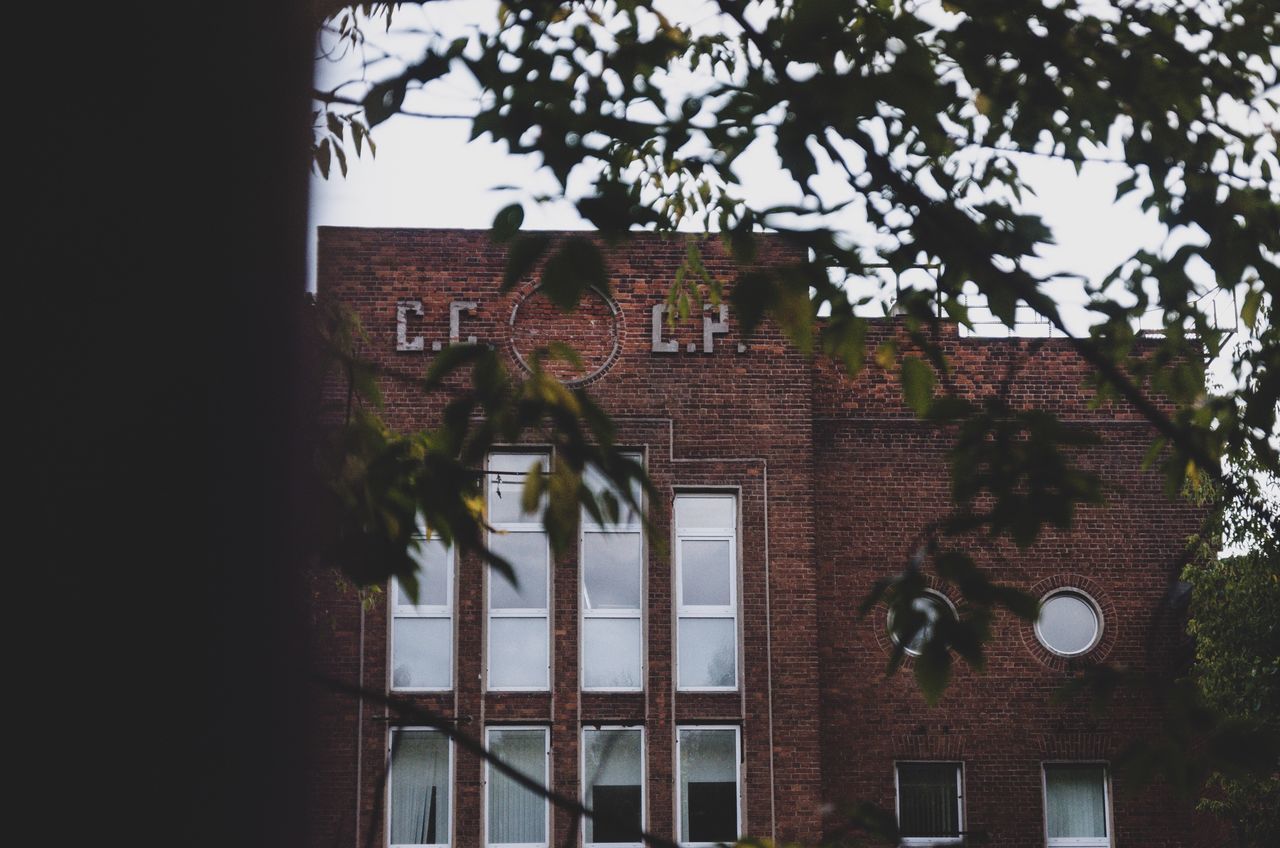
[508, 285, 623, 387]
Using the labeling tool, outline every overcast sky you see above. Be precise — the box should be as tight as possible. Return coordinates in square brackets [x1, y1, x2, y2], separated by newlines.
[307, 1, 1232, 341]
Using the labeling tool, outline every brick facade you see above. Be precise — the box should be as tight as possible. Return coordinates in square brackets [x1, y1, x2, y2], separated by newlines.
[311, 228, 1208, 847]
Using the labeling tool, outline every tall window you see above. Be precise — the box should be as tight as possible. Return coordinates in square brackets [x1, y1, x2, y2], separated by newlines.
[391, 535, 453, 691]
[676, 727, 740, 846]
[895, 762, 963, 844]
[581, 458, 643, 691]
[487, 453, 550, 691]
[1043, 764, 1110, 847]
[675, 494, 737, 690]
[582, 727, 644, 846]
[389, 729, 451, 848]
[486, 727, 550, 848]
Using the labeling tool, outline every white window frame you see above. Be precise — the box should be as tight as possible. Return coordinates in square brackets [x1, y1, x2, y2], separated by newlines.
[387, 727, 454, 848]
[486, 451, 551, 692]
[580, 453, 645, 693]
[1041, 762, 1113, 848]
[893, 760, 964, 846]
[887, 589, 958, 659]
[675, 724, 742, 848]
[484, 726, 551, 848]
[1035, 589, 1104, 657]
[390, 533, 454, 692]
[674, 494, 739, 692]
[581, 725, 646, 848]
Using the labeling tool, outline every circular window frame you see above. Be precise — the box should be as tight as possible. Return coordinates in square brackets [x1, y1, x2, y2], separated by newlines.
[1034, 588, 1104, 658]
[887, 589, 958, 657]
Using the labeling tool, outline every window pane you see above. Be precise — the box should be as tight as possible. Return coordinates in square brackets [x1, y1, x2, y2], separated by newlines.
[583, 729, 642, 844]
[675, 496, 734, 529]
[1046, 766, 1107, 838]
[1038, 593, 1100, 655]
[489, 617, 549, 689]
[890, 594, 951, 656]
[393, 618, 452, 689]
[584, 462, 642, 528]
[583, 618, 642, 689]
[490, 534, 548, 609]
[489, 455, 545, 524]
[680, 540, 731, 606]
[391, 731, 449, 846]
[489, 453, 545, 477]
[398, 539, 449, 607]
[583, 533, 642, 609]
[488, 729, 547, 845]
[679, 729, 737, 843]
[678, 618, 735, 688]
[897, 763, 959, 838]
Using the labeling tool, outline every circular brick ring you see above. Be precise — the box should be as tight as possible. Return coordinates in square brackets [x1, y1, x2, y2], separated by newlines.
[508, 283, 623, 388]
[1020, 574, 1117, 670]
[871, 576, 964, 665]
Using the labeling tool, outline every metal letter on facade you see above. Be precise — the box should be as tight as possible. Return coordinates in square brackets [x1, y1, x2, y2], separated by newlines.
[395, 300, 425, 351]
[651, 303, 678, 353]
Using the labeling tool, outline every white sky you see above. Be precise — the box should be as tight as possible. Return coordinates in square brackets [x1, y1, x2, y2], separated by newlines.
[308, 0, 1252, 343]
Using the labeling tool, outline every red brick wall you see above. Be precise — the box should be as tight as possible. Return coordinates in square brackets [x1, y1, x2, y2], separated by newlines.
[311, 228, 1209, 847]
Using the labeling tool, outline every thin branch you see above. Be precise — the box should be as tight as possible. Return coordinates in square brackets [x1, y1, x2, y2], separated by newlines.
[316, 675, 682, 848]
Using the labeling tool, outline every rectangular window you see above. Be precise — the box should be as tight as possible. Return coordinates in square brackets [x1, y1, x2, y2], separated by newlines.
[486, 727, 550, 848]
[895, 762, 963, 844]
[676, 726, 740, 846]
[581, 458, 643, 691]
[391, 534, 453, 691]
[582, 727, 644, 846]
[1043, 764, 1110, 847]
[389, 729, 452, 848]
[487, 453, 550, 691]
[675, 495, 737, 690]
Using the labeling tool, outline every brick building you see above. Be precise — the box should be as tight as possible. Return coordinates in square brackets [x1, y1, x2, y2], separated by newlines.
[311, 228, 1206, 848]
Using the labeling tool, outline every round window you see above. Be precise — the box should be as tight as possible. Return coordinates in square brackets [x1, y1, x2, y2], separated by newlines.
[1035, 590, 1103, 656]
[888, 590, 956, 656]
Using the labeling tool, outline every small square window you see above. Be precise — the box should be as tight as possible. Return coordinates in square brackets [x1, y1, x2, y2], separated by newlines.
[895, 762, 962, 844]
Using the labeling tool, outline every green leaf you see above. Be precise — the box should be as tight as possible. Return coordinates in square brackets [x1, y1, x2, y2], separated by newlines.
[901, 356, 935, 415]
[913, 645, 952, 705]
[503, 235, 550, 291]
[362, 81, 405, 128]
[520, 459, 545, 515]
[1241, 287, 1262, 331]
[491, 203, 524, 243]
[315, 139, 331, 179]
[729, 270, 774, 336]
[541, 237, 607, 310]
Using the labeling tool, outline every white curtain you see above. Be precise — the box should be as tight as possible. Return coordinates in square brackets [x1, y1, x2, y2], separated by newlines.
[489, 730, 546, 844]
[897, 763, 958, 837]
[1046, 766, 1107, 838]
[391, 731, 448, 845]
